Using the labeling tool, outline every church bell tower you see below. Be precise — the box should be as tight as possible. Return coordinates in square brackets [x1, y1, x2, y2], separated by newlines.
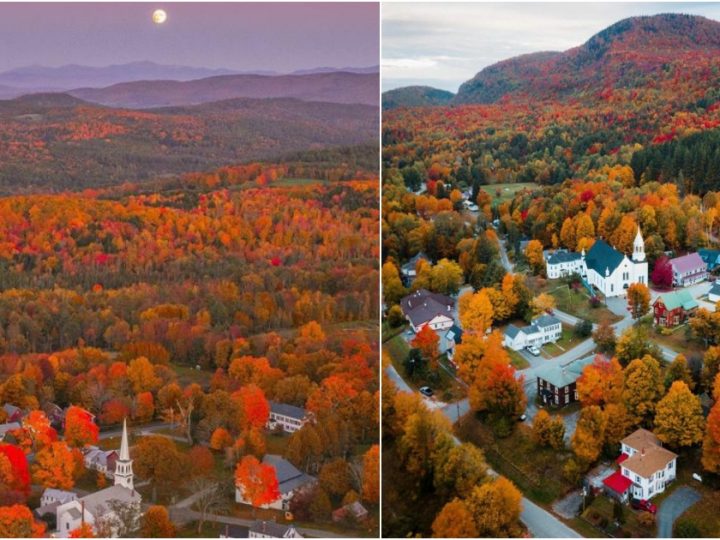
[632, 226, 646, 262]
[114, 418, 134, 490]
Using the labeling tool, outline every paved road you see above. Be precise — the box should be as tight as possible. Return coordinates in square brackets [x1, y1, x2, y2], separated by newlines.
[385, 364, 413, 393]
[177, 510, 348, 538]
[521, 498, 581, 538]
[657, 486, 701, 538]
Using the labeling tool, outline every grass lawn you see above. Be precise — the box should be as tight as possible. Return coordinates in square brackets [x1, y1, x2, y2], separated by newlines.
[508, 348, 531, 369]
[645, 322, 706, 358]
[265, 432, 290, 455]
[581, 495, 655, 538]
[176, 521, 225, 538]
[675, 489, 720, 537]
[542, 325, 588, 358]
[382, 321, 406, 343]
[484, 182, 540, 204]
[383, 333, 466, 401]
[455, 414, 575, 505]
[531, 277, 622, 325]
[172, 363, 213, 387]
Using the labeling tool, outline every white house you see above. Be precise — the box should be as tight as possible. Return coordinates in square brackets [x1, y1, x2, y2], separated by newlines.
[56, 419, 141, 537]
[545, 227, 648, 298]
[267, 402, 308, 434]
[41, 488, 77, 507]
[83, 446, 118, 478]
[545, 250, 585, 279]
[603, 428, 677, 502]
[248, 520, 303, 539]
[503, 315, 562, 351]
[236, 455, 315, 511]
[670, 252, 708, 287]
[399, 289, 455, 333]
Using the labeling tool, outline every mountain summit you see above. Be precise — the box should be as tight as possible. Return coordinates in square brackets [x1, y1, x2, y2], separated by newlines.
[454, 13, 720, 104]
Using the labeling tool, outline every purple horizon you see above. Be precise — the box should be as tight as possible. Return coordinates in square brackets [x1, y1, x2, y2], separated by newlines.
[0, 3, 379, 73]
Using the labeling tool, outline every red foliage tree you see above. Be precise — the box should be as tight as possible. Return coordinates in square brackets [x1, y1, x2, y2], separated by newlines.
[651, 255, 673, 289]
[234, 455, 280, 509]
[64, 406, 99, 448]
[0, 444, 31, 500]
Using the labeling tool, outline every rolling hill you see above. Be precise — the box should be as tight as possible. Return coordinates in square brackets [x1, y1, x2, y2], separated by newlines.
[382, 86, 454, 110]
[0, 93, 378, 192]
[68, 71, 379, 109]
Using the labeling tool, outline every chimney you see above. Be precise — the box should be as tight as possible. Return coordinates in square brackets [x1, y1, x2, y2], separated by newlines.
[641, 447, 645, 458]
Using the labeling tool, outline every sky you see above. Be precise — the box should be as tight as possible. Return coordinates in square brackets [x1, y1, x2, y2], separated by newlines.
[382, 2, 720, 92]
[0, 3, 379, 73]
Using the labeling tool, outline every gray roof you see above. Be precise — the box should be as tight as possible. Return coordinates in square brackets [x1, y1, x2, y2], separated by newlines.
[42, 488, 76, 503]
[2, 404, 21, 416]
[78, 485, 140, 517]
[66, 507, 82, 520]
[249, 520, 300, 538]
[269, 401, 306, 421]
[0, 422, 20, 437]
[34, 502, 60, 517]
[536, 355, 596, 388]
[221, 524, 250, 538]
[263, 455, 315, 495]
[504, 324, 521, 339]
[401, 252, 431, 272]
[400, 289, 454, 328]
[535, 314, 561, 329]
[547, 250, 582, 265]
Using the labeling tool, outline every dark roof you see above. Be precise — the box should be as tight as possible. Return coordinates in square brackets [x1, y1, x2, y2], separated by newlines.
[585, 239, 625, 276]
[249, 520, 297, 538]
[220, 524, 249, 538]
[504, 324, 521, 339]
[263, 455, 315, 495]
[535, 314, 561, 328]
[400, 289, 454, 327]
[699, 249, 720, 266]
[710, 283, 720, 296]
[445, 324, 463, 344]
[547, 250, 582, 265]
[269, 401, 306, 421]
[401, 252, 431, 272]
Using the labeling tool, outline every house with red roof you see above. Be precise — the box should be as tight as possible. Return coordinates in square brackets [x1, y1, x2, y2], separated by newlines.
[603, 428, 677, 502]
[669, 252, 707, 287]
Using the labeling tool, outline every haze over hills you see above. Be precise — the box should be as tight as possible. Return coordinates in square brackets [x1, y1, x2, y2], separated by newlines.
[383, 13, 720, 108]
[0, 62, 380, 101]
[68, 71, 379, 109]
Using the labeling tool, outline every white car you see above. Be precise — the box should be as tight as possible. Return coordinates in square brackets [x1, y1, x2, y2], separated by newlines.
[526, 345, 541, 356]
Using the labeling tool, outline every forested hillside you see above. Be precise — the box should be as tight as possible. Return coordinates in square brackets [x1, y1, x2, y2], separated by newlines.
[383, 14, 720, 195]
[0, 94, 378, 193]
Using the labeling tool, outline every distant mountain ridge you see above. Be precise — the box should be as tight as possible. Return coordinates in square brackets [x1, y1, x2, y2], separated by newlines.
[454, 13, 720, 103]
[382, 86, 454, 110]
[67, 71, 379, 108]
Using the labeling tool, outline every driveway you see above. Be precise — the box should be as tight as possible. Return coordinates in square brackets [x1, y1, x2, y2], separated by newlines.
[657, 486, 701, 538]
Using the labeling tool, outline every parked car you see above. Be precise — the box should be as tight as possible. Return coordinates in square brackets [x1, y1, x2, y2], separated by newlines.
[631, 499, 657, 514]
[518, 413, 527, 422]
[419, 386, 434, 397]
[526, 345, 541, 356]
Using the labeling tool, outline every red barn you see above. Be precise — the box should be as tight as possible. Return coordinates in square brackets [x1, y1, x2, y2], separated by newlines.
[653, 290, 699, 328]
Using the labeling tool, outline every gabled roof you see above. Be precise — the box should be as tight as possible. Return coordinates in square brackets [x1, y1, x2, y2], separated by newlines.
[535, 355, 596, 388]
[535, 314, 561, 329]
[77, 485, 140, 518]
[401, 252, 431, 272]
[622, 445, 677, 479]
[504, 324, 521, 339]
[269, 401, 306, 421]
[547, 250, 582, 265]
[42, 488, 76, 504]
[654, 289, 698, 311]
[2, 404, 21, 417]
[621, 428, 660, 452]
[249, 520, 301, 538]
[710, 282, 720, 296]
[670, 252, 706, 274]
[585, 239, 625, 276]
[445, 324, 463, 344]
[400, 289, 454, 328]
[263, 455, 315, 495]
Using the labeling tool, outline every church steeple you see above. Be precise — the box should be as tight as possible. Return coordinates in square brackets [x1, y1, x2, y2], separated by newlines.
[114, 418, 134, 490]
[632, 225, 646, 262]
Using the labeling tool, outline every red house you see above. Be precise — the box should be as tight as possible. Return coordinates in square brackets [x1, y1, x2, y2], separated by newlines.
[653, 290, 699, 328]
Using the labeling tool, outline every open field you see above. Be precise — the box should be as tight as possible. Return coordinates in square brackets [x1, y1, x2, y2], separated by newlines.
[530, 277, 622, 325]
[484, 182, 540, 204]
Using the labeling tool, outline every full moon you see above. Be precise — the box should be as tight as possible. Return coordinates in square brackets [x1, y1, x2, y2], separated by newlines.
[152, 9, 167, 24]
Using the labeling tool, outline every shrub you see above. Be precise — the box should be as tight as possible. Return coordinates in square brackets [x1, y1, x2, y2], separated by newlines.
[675, 519, 701, 538]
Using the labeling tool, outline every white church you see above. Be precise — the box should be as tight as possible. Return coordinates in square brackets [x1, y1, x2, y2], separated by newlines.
[55, 419, 141, 537]
[546, 226, 648, 298]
